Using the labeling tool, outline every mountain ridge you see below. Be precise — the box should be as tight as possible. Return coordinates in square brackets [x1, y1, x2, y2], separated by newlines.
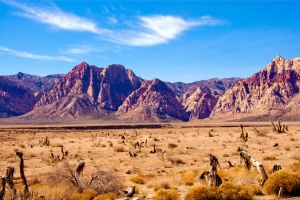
[1, 56, 299, 122]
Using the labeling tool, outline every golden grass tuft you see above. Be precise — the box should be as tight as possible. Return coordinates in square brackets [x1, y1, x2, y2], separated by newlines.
[152, 189, 181, 200]
[130, 175, 145, 184]
[264, 170, 300, 196]
[184, 185, 217, 200]
[262, 154, 276, 161]
[182, 171, 195, 186]
[113, 145, 126, 152]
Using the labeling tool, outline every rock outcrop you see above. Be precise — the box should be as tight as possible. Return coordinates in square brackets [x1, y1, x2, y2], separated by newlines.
[27, 62, 142, 119]
[210, 56, 300, 120]
[182, 87, 218, 119]
[166, 78, 240, 119]
[118, 78, 189, 122]
[0, 76, 37, 117]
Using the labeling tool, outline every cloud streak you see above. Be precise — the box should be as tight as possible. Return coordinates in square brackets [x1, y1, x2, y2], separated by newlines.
[0, 46, 75, 62]
[61, 46, 102, 55]
[105, 15, 224, 46]
[4, 0, 109, 34]
[4, 0, 225, 46]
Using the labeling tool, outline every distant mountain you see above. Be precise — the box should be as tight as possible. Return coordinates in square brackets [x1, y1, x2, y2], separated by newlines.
[6, 72, 63, 96]
[118, 78, 189, 122]
[165, 78, 240, 119]
[210, 56, 300, 121]
[0, 76, 37, 117]
[2, 56, 299, 122]
[24, 62, 143, 119]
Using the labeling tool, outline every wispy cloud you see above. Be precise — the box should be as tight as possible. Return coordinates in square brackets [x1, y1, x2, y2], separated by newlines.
[105, 15, 224, 46]
[61, 45, 102, 55]
[4, 0, 225, 47]
[4, 0, 109, 34]
[107, 16, 118, 25]
[0, 46, 75, 62]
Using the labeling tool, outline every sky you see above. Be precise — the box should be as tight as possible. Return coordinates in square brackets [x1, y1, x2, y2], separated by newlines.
[0, 0, 300, 83]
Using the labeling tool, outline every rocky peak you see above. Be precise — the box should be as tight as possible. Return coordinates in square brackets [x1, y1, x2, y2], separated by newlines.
[33, 62, 142, 117]
[210, 56, 300, 120]
[118, 78, 189, 122]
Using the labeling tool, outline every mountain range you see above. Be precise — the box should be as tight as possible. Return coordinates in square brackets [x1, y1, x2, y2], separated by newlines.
[1, 55, 299, 122]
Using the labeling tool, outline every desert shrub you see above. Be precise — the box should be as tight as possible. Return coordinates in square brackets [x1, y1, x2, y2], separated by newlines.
[130, 175, 145, 184]
[244, 184, 263, 196]
[284, 145, 291, 151]
[152, 189, 180, 200]
[184, 185, 217, 200]
[182, 171, 195, 186]
[67, 189, 97, 200]
[168, 143, 178, 149]
[262, 154, 276, 161]
[264, 170, 300, 196]
[167, 156, 186, 165]
[89, 171, 123, 196]
[93, 194, 112, 200]
[113, 145, 126, 152]
[217, 182, 254, 200]
[152, 181, 171, 192]
[291, 160, 300, 172]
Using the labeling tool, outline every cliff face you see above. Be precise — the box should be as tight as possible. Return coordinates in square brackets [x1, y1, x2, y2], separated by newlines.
[118, 78, 189, 122]
[27, 62, 142, 118]
[182, 87, 218, 119]
[0, 76, 37, 117]
[210, 56, 300, 120]
[166, 78, 240, 119]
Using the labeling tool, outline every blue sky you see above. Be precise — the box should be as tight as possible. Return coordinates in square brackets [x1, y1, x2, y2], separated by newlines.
[0, 0, 300, 83]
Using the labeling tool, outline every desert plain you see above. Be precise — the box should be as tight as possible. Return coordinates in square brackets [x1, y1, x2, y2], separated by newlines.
[0, 121, 300, 200]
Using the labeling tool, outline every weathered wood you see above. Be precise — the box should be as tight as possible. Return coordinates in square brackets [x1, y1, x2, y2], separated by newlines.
[16, 151, 29, 198]
[6, 166, 17, 200]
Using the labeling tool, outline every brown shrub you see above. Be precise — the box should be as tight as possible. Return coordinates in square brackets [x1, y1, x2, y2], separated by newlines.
[167, 156, 186, 165]
[184, 185, 217, 200]
[152, 189, 181, 200]
[182, 171, 195, 186]
[89, 171, 123, 196]
[264, 170, 300, 196]
[130, 175, 145, 184]
[67, 189, 97, 200]
[217, 182, 254, 200]
[113, 145, 126, 152]
[262, 154, 276, 161]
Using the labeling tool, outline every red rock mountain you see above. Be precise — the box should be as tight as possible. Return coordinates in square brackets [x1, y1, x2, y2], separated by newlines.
[0, 76, 37, 117]
[26, 62, 142, 118]
[181, 87, 218, 119]
[166, 78, 240, 119]
[118, 78, 189, 122]
[210, 56, 300, 120]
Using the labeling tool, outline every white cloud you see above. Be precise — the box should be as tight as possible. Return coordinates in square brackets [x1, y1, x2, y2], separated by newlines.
[5, 0, 109, 34]
[4, 1, 225, 47]
[107, 17, 118, 25]
[61, 46, 102, 55]
[0, 46, 75, 62]
[105, 15, 224, 46]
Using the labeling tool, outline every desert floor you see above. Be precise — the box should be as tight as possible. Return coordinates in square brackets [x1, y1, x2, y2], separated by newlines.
[0, 121, 300, 199]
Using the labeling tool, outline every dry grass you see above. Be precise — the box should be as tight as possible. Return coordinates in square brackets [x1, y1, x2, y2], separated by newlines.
[1, 123, 300, 199]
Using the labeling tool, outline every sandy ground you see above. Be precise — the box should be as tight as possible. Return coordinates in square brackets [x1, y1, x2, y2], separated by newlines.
[0, 121, 300, 199]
